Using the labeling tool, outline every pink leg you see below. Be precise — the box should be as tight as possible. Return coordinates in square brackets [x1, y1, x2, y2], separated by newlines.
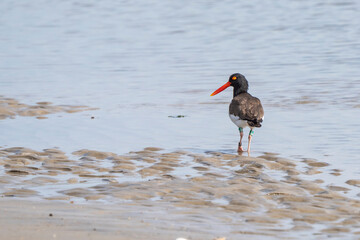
[238, 128, 244, 152]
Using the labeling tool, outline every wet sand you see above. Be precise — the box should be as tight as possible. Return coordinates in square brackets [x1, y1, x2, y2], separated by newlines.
[0, 96, 97, 119]
[0, 198, 224, 240]
[1, 147, 360, 239]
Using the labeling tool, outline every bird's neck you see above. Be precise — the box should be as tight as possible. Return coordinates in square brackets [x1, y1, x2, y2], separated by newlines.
[233, 87, 247, 98]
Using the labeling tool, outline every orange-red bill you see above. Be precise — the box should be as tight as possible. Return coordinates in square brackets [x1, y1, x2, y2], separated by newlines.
[210, 81, 231, 96]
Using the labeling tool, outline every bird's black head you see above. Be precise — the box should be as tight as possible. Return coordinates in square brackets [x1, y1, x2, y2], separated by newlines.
[229, 73, 249, 96]
[211, 73, 249, 97]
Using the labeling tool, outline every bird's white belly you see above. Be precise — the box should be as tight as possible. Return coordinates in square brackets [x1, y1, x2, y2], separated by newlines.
[229, 114, 249, 129]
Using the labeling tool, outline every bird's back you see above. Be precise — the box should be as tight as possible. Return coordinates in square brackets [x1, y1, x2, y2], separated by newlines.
[229, 92, 264, 127]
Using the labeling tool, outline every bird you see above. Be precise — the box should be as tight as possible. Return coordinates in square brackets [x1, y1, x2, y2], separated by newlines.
[211, 73, 264, 153]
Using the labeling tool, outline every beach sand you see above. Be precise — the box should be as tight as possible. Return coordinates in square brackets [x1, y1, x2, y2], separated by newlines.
[1, 146, 360, 239]
[0, 198, 222, 240]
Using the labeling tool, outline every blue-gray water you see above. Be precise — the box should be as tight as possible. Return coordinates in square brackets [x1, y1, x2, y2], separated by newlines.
[1, 1, 360, 184]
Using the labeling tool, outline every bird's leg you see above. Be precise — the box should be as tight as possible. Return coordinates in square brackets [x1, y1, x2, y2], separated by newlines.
[238, 127, 244, 152]
[247, 129, 254, 153]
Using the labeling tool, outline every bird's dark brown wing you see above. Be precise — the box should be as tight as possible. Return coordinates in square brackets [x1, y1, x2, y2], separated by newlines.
[229, 93, 264, 127]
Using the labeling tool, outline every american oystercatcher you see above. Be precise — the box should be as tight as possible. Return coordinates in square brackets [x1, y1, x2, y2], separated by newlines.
[211, 73, 264, 153]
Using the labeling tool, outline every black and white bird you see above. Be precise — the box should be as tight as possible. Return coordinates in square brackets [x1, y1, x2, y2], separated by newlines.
[211, 73, 264, 153]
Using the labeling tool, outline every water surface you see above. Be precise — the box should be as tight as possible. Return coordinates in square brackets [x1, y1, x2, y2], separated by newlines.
[1, 0, 360, 185]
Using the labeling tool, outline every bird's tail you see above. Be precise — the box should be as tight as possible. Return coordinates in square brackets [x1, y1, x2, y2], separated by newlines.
[247, 119, 263, 128]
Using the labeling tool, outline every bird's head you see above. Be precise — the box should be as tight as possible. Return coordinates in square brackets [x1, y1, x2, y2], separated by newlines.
[211, 73, 249, 97]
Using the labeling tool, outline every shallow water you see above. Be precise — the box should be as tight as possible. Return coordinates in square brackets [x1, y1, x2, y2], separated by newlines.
[0, 1, 360, 190]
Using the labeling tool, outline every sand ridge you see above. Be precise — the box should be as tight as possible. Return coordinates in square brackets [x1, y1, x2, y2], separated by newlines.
[0, 96, 98, 119]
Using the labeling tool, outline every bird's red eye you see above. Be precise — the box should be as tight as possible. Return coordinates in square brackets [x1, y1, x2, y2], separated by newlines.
[232, 76, 237, 80]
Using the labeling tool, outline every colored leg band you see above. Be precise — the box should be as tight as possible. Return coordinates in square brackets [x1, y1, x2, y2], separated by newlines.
[239, 127, 243, 133]
[249, 129, 254, 136]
